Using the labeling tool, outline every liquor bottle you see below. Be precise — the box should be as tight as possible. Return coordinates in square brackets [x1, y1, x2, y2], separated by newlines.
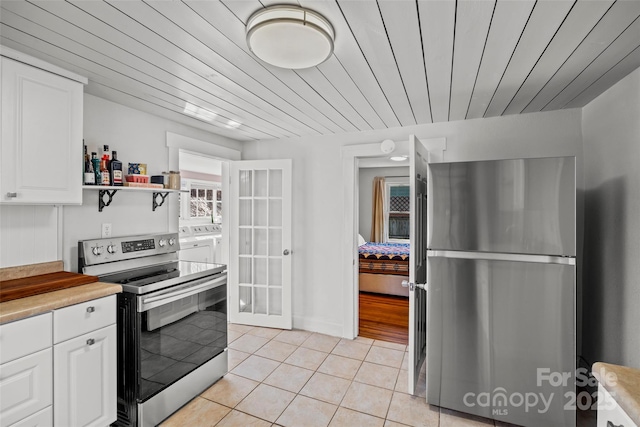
[102, 145, 111, 169]
[91, 152, 101, 185]
[100, 146, 111, 186]
[110, 150, 123, 186]
[83, 144, 95, 185]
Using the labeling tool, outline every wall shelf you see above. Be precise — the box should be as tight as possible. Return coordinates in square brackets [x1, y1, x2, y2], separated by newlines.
[82, 185, 186, 212]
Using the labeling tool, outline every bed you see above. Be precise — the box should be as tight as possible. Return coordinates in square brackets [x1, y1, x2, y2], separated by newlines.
[358, 242, 410, 297]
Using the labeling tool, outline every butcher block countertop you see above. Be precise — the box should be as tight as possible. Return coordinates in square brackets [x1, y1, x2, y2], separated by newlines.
[0, 260, 121, 325]
[593, 362, 640, 426]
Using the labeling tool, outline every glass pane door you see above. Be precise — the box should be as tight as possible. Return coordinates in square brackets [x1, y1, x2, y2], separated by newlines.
[230, 160, 291, 329]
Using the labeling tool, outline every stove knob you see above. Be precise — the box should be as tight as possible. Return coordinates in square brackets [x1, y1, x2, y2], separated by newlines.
[158, 239, 167, 247]
[107, 244, 117, 254]
[169, 238, 176, 246]
[92, 246, 103, 256]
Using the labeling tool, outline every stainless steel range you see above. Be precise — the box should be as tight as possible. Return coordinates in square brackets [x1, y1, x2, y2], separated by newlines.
[78, 232, 227, 427]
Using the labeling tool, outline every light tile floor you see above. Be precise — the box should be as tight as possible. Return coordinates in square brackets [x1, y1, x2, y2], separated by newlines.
[162, 324, 597, 427]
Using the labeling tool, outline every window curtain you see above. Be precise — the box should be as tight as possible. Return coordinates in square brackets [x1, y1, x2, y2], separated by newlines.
[370, 176, 385, 242]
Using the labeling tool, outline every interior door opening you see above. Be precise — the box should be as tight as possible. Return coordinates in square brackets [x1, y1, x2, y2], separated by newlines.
[178, 151, 225, 265]
[356, 157, 410, 345]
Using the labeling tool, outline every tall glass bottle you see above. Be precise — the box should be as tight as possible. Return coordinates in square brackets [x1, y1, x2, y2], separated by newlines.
[91, 152, 101, 185]
[83, 144, 95, 185]
[100, 147, 110, 186]
[110, 151, 123, 186]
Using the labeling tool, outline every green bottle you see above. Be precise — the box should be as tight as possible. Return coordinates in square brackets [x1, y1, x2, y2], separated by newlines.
[91, 152, 101, 185]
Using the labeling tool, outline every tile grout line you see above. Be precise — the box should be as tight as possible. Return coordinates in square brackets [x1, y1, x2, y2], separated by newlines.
[222, 327, 412, 426]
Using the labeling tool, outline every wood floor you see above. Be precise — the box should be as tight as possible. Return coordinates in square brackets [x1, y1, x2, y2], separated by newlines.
[358, 292, 409, 345]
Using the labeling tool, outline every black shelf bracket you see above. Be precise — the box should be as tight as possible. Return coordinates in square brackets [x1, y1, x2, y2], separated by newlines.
[152, 192, 169, 211]
[98, 189, 118, 212]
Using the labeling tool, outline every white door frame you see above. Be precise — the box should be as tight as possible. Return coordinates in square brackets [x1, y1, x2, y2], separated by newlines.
[340, 137, 447, 339]
[166, 132, 241, 266]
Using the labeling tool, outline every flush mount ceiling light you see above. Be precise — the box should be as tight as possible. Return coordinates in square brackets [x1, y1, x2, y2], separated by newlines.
[390, 155, 408, 162]
[246, 5, 335, 69]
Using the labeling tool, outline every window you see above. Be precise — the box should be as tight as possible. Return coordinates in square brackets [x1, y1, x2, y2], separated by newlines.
[385, 178, 410, 242]
[180, 179, 222, 223]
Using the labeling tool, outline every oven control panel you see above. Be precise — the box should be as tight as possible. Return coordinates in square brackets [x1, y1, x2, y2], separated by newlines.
[122, 238, 156, 253]
[79, 233, 181, 266]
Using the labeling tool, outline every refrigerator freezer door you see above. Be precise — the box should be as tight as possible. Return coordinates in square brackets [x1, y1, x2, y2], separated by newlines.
[428, 157, 575, 256]
[427, 255, 576, 427]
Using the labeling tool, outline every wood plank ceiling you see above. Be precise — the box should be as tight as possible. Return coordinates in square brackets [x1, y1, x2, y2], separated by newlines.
[2, 0, 639, 142]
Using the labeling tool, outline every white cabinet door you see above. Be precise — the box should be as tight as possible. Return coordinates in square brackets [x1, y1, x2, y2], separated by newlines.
[0, 348, 53, 426]
[1, 57, 83, 204]
[53, 325, 116, 427]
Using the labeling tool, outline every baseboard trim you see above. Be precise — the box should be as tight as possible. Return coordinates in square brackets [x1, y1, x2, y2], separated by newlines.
[292, 315, 344, 338]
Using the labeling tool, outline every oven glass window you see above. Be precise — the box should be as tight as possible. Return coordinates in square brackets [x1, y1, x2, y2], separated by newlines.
[139, 285, 227, 400]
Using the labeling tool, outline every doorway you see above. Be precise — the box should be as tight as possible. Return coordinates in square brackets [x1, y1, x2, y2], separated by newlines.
[340, 137, 445, 341]
[356, 158, 410, 344]
[178, 150, 224, 264]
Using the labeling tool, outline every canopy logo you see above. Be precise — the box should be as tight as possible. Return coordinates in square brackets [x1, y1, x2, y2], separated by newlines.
[463, 388, 553, 415]
[462, 367, 619, 416]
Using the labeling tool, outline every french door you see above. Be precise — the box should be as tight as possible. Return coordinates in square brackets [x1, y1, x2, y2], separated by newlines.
[228, 159, 292, 329]
[407, 135, 429, 395]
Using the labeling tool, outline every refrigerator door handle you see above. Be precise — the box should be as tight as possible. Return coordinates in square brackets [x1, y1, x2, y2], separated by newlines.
[401, 280, 426, 291]
[427, 249, 575, 265]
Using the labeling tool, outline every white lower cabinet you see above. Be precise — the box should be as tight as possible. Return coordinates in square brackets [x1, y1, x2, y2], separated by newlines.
[11, 406, 52, 427]
[52, 295, 117, 427]
[53, 324, 117, 427]
[597, 384, 637, 427]
[0, 348, 52, 426]
[0, 295, 117, 427]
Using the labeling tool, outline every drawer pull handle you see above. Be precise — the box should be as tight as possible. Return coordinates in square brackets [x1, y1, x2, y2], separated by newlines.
[607, 422, 624, 427]
[86, 306, 95, 313]
[86, 338, 95, 346]
[6, 192, 17, 198]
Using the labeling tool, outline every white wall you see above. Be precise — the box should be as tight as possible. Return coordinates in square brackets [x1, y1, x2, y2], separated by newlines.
[358, 166, 409, 241]
[242, 108, 584, 337]
[582, 67, 640, 369]
[58, 94, 242, 272]
[0, 205, 59, 268]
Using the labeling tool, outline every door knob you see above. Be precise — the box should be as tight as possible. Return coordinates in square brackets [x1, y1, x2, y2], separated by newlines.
[401, 280, 426, 291]
[283, 249, 290, 256]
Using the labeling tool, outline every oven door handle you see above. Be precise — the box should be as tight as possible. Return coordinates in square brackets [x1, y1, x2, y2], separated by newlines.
[138, 274, 226, 312]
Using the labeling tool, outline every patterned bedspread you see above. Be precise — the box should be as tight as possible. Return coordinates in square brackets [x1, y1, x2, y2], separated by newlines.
[358, 242, 410, 260]
[358, 242, 410, 276]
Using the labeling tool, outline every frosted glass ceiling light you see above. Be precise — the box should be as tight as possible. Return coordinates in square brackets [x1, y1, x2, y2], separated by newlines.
[184, 102, 217, 121]
[246, 5, 335, 69]
[390, 155, 408, 162]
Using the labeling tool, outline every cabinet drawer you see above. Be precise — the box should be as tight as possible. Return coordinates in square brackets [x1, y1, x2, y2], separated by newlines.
[0, 313, 52, 364]
[0, 348, 52, 426]
[10, 405, 52, 427]
[53, 295, 116, 344]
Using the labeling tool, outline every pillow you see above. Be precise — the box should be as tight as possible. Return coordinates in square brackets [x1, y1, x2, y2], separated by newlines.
[358, 234, 366, 246]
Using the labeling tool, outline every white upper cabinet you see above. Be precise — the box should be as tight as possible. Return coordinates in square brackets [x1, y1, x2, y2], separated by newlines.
[1, 50, 86, 205]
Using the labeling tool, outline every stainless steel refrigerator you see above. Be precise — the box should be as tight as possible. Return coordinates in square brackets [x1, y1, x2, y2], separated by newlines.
[426, 156, 576, 427]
